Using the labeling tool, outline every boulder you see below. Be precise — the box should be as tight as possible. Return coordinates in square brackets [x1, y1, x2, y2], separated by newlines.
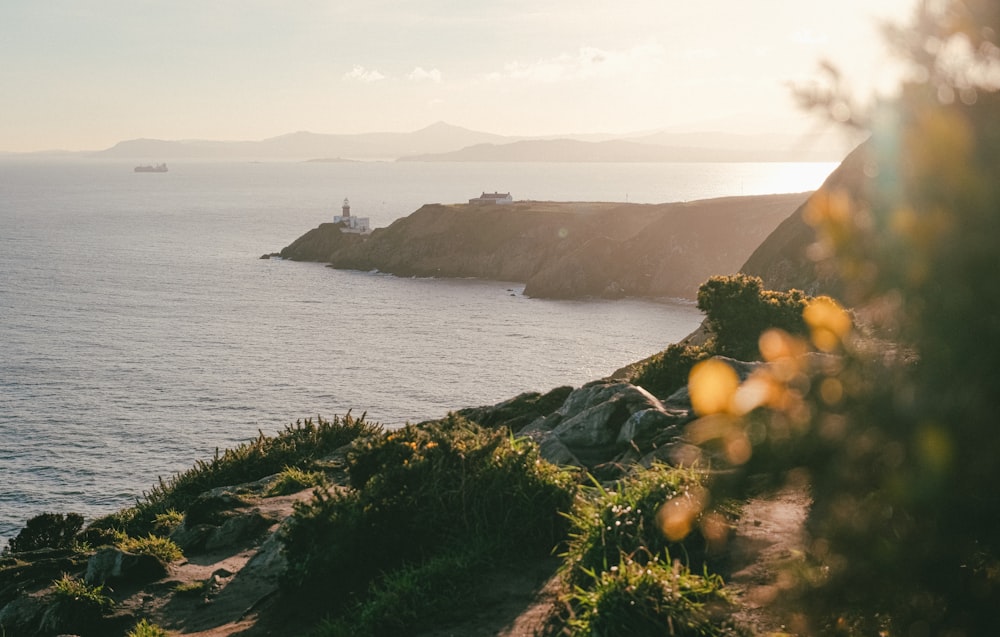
[616, 408, 686, 447]
[519, 381, 687, 469]
[204, 512, 274, 552]
[84, 547, 166, 586]
[0, 594, 47, 637]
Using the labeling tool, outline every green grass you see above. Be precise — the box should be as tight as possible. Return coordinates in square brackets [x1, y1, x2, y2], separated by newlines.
[86, 413, 380, 536]
[561, 464, 710, 588]
[127, 618, 171, 637]
[281, 414, 577, 624]
[118, 534, 184, 563]
[51, 573, 114, 612]
[567, 555, 745, 637]
[267, 466, 327, 496]
[554, 464, 748, 636]
[172, 579, 210, 597]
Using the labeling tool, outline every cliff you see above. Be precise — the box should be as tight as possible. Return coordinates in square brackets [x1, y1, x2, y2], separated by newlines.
[740, 142, 871, 298]
[277, 222, 364, 261]
[282, 194, 812, 300]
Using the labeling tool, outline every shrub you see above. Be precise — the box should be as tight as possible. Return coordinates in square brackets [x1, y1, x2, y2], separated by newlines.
[7, 512, 85, 554]
[172, 579, 210, 597]
[631, 343, 710, 399]
[266, 466, 326, 496]
[313, 544, 484, 637]
[151, 509, 184, 535]
[127, 618, 170, 637]
[696, 274, 810, 361]
[281, 415, 575, 604]
[47, 574, 114, 633]
[567, 557, 744, 637]
[118, 534, 184, 563]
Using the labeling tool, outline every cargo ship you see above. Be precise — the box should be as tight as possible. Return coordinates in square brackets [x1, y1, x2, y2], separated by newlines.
[134, 163, 168, 173]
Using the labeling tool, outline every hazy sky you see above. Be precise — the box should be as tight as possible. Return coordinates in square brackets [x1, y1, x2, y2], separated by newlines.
[0, 0, 916, 152]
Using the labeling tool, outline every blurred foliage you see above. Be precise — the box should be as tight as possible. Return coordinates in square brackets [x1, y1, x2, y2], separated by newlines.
[631, 343, 711, 399]
[280, 414, 575, 608]
[683, 2, 1000, 634]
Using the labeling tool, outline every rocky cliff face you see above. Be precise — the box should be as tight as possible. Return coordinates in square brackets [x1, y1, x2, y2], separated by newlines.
[280, 195, 810, 300]
[277, 223, 364, 262]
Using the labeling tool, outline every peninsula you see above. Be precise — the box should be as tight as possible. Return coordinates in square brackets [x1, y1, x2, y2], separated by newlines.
[275, 193, 812, 300]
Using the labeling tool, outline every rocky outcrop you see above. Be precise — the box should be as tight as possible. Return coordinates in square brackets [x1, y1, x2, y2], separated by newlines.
[278, 194, 811, 300]
[278, 222, 364, 262]
[85, 547, 167, 586]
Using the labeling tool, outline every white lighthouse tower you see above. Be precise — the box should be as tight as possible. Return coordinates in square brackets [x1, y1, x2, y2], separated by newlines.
[333, 197, 371, 234]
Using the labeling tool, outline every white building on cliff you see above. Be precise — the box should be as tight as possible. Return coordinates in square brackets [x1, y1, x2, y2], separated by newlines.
[333, 198, 371, 234]
[469, 191, 513, 204]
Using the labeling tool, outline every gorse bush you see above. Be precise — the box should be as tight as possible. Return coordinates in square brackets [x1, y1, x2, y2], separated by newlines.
[47, 573, 114, 634]
[696, 273, 810, 361]
[281, 414, 576, 605]
[127, 618, 170, 637]
[6, 512, 85, 554]
[87, 414, 379, 536]
[266, 465, 326, 496]
[118, 533, 183, 563]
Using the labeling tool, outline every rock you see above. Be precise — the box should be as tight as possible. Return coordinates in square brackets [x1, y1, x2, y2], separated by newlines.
[457, 386, 573, 432]
[84, 547, 166, 586]
[531, 431, 583, 467]
[615, 408, 686, 447]
[185, 491, 248, 526]
[204, 512, 273, 552]
[0, 594, 47, 637]
[519, 381, 686, 469]
[552, 399, 631, 449]
[169, 522, 214, 553]
[278, 222, 363, 262]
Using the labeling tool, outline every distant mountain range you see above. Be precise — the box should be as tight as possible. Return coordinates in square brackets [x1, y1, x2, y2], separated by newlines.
[89, 121, 855, 162]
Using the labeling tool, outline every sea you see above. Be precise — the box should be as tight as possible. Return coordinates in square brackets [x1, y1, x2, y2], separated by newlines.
[0, 158, 837, 543]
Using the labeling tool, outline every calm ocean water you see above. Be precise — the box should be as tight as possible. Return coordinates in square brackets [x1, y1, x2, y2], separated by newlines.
[0, 158, 836, 542]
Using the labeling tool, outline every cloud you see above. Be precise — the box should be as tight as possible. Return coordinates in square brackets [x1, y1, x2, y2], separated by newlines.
[485, 42, 666, 84]
[343, 65, 386, 83]
[408, 67, 443, 82]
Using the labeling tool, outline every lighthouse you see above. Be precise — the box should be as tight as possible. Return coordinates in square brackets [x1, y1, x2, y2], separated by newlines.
[333, 196, 371, 234]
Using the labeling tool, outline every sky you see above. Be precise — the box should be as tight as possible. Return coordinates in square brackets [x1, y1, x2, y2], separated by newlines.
[0, 0, 917, 153]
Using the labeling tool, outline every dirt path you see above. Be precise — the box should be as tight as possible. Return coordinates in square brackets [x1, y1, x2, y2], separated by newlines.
[723, 487, 811, 636]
